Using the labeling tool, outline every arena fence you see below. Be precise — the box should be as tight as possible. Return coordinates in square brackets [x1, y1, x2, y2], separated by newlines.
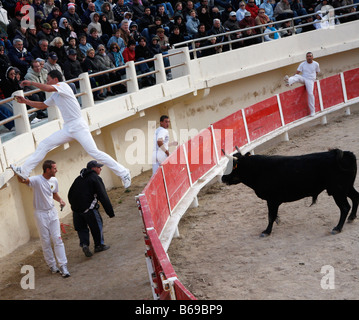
[136, 67, 359, 300]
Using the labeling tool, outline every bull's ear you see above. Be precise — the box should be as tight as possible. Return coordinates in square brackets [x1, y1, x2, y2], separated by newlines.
[245, 152, 251, 157]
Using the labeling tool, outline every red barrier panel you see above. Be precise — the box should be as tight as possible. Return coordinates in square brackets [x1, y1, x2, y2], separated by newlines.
[143, 170, 170, 233]
[320, 74, 344, 109]
[344, 68, 359, 100]
[245, 96, 282, 141]
[212, 109, 248, 159]
[280, 83, 320, 123]
[185, 127, 217, 183]
[161, 146, 191, 210]
[174, 280, 197, 300]
[137, 194, 155, 231]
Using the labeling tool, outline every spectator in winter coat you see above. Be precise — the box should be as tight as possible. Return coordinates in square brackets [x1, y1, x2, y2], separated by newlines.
[8, 39, 34, 77]
[186, 9, 200, 38]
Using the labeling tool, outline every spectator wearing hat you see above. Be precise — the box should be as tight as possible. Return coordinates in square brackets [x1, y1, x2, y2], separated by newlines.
[223, 11, 240, 32]
[68, 160, 115, 258]
[31, 39, 50, 60]
[37, 23, 55, 43]
[63, 49, 83, 87]
[63, 3, 83, 34]
[43, 51, 62, 74]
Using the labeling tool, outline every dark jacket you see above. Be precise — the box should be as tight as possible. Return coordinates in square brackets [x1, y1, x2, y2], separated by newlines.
[68, 168, 114, 217]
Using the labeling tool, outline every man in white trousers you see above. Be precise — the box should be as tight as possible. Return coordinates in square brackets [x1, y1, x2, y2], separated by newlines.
[284, 52, 321, 116]
[18, 160, 70, 277]
[10, 70, 131, 188]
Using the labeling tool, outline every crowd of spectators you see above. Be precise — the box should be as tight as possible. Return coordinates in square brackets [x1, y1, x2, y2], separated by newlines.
[0, 0, 358, 129]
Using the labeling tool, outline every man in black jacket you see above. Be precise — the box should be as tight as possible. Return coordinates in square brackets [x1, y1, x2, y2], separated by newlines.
[68, 160, 115, 257]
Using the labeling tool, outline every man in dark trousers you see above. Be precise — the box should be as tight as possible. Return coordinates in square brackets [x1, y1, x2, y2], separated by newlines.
[68, 160, 115, 257]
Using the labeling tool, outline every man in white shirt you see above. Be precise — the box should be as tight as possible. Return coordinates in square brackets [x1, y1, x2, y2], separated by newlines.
[10, 70, 131, 189]
[18, 160, 70, 277]
[284, 52, 321, 116]
[152, 115, 177, 175]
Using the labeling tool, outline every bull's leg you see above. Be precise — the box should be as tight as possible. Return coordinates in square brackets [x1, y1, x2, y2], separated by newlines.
[261, 201, 280, 237]
[332, 194, 351, 234]
[347, 186, 359, 222]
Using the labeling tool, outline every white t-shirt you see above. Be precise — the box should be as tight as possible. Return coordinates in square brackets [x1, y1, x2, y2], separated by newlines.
[152, 126, 169, 165]
[297, 61, 320, 81]
[29, 175, 58, 211]
[44, 82, 82, 124]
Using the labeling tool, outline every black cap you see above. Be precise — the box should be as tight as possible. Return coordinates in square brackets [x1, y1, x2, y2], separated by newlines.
[87, 160, 104, 170]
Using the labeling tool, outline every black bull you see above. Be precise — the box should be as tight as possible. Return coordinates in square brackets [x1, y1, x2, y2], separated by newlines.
[221, 148, 359, 236]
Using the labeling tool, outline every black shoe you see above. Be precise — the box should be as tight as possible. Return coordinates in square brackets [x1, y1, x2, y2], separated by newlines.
[94, 95, 105, 101]
[94, 244, 110, 252]
[106, 90, 115, 96]
[82, 245, 93, 257]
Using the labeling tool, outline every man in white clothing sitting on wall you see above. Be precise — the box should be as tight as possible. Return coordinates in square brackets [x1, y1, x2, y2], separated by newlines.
[284, 52, 321, 117]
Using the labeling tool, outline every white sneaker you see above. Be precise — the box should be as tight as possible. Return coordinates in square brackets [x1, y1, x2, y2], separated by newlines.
[59, 264, 71, 278]
[31, 117, 41, 124]
[284, 75, 290, 87]
[10, 164, 28, 180]
[49, 266, 60, 274]
[122, 171, 131, 189]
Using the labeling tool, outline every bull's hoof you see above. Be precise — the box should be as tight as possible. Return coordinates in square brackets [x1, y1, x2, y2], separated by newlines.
[347, 215, 357, 223]
[331, 228, 341, 235]
[260, 232, 270, 237]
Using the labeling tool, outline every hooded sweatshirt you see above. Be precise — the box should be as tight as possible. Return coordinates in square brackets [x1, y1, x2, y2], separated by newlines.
[68, 168, 114, 217]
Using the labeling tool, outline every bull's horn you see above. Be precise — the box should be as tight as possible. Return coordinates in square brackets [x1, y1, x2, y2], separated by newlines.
[235, 146, 240, 152]
[221, 149, 237, 160]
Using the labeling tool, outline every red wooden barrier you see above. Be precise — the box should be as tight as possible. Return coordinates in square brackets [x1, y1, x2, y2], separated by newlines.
[245, 96, 282, 141]
[320, 74, 344, 109]
[280, 84, 320, 123]
[143, 170, 171, 233]
[185, 127, 217, 183]
[344, 68, 359, 100]
[161, 146, 191, 210]
[212, 109, 248, 159]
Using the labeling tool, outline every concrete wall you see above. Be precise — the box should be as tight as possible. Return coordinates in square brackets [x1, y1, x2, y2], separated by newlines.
[0, 20, 358, 258]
